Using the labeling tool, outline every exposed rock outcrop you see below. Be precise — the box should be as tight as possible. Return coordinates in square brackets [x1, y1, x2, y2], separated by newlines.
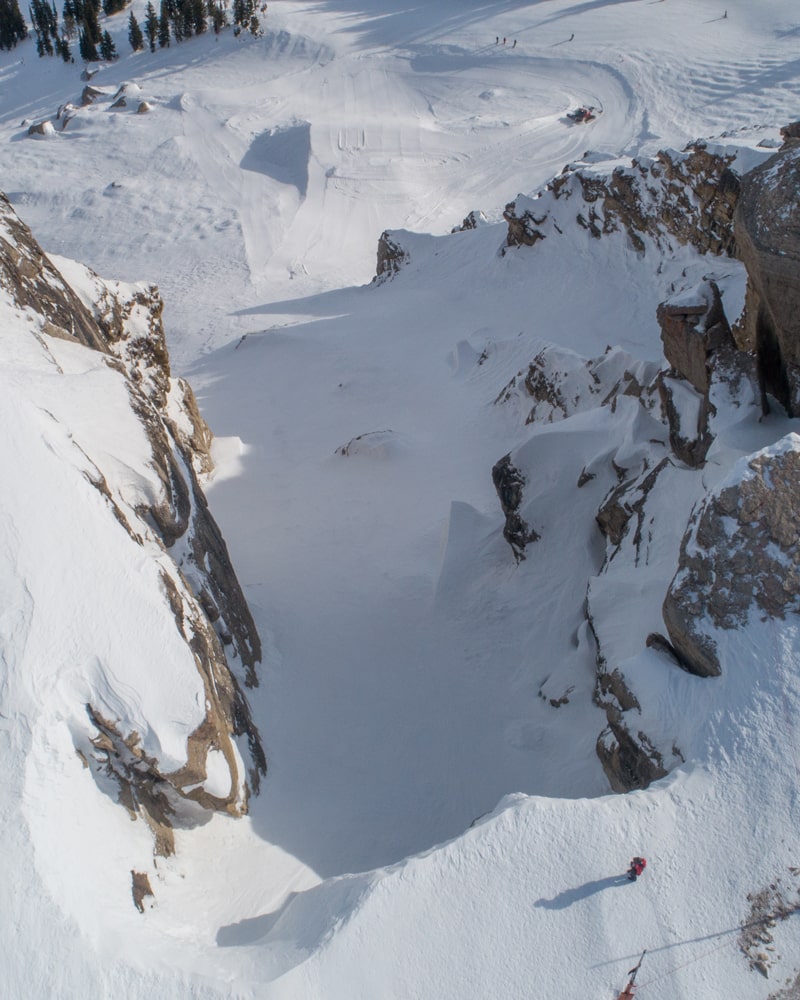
[504, 142, 740, 257]
[451, 210, 488, 233]
[664, 436, 800, 677]
[503, 203, 547, 249]
[81, 84, 105, 106]
[375, 229, 409, 280]
[655, 279, 737, 467]
[595, 458, 670, 560]
[596, 721, 667, 794]
[495, 344, 659, 427]
[131, 871, 155, 913]
[0, 192, 266, 841]
[491, 454, 539, 562]
[780, 121, 800, 148]
[0, 194, 108, 352]
[658, 281, 732, 395]
[656, 373, 712, 468]
[734, 146, 800, 415]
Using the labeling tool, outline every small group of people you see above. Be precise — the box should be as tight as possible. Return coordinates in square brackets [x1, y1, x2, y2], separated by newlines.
[495, 37, 517, 47]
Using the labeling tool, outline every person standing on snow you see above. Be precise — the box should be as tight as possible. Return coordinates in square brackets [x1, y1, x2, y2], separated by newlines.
[628, 857, 647, 881]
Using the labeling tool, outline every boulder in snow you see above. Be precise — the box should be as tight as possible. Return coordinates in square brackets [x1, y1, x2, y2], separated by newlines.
[27, 120, 55, 138]
[81, 85, 106, 107]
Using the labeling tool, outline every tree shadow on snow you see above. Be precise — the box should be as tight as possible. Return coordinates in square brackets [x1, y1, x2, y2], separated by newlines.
[298, 0, 549, 48]
[535, 874, 630, 909]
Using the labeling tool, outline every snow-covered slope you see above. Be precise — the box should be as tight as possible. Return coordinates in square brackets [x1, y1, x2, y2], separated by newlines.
[1, 0, 800, 997]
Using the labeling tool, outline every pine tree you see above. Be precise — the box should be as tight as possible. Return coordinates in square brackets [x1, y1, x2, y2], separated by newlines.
[179, 0, 192, 38]
[190, 0, 203, 34]
[81, 0, 100, 43]
[55, 31, 71, 58]
[78, 24, 98, 58]
[144, 0, 157, 50]
[127, 8, 142, 49]
[99, 26, 116, 57]
[0, 0, 28, 48]
[231, 0, 243, 33]
[61, 0, 75, 37]
[231, 0, 261, 37]
[29, 0, 59, 53]
[157, 0, 169, 46]
[170, 0, 182, 41]
[207, 0, 225, 34]
[30, 8, 51, 52]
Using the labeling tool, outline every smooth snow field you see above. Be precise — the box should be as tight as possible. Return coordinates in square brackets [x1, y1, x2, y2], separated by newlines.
[2, 0, 800, 998]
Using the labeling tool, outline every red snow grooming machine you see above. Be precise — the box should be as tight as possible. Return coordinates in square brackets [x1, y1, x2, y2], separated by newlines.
[566, 106, 599, 123]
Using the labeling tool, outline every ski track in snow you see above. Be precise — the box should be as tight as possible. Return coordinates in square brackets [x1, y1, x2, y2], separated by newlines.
[2, 0, 800, 996]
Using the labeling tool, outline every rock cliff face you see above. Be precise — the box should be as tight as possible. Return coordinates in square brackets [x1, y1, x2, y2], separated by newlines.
[0, 192, 266, 850]
[734, 146, 800, 415]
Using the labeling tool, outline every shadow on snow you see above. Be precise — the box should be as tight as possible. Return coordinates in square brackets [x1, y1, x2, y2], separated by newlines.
[534, 874, 630, 909]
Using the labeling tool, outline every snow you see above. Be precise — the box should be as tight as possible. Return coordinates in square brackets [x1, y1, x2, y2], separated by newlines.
[2, 0, 800, 997]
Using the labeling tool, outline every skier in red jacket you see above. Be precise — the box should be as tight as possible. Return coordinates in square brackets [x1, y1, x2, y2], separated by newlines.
[628, 856, 647, 881]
